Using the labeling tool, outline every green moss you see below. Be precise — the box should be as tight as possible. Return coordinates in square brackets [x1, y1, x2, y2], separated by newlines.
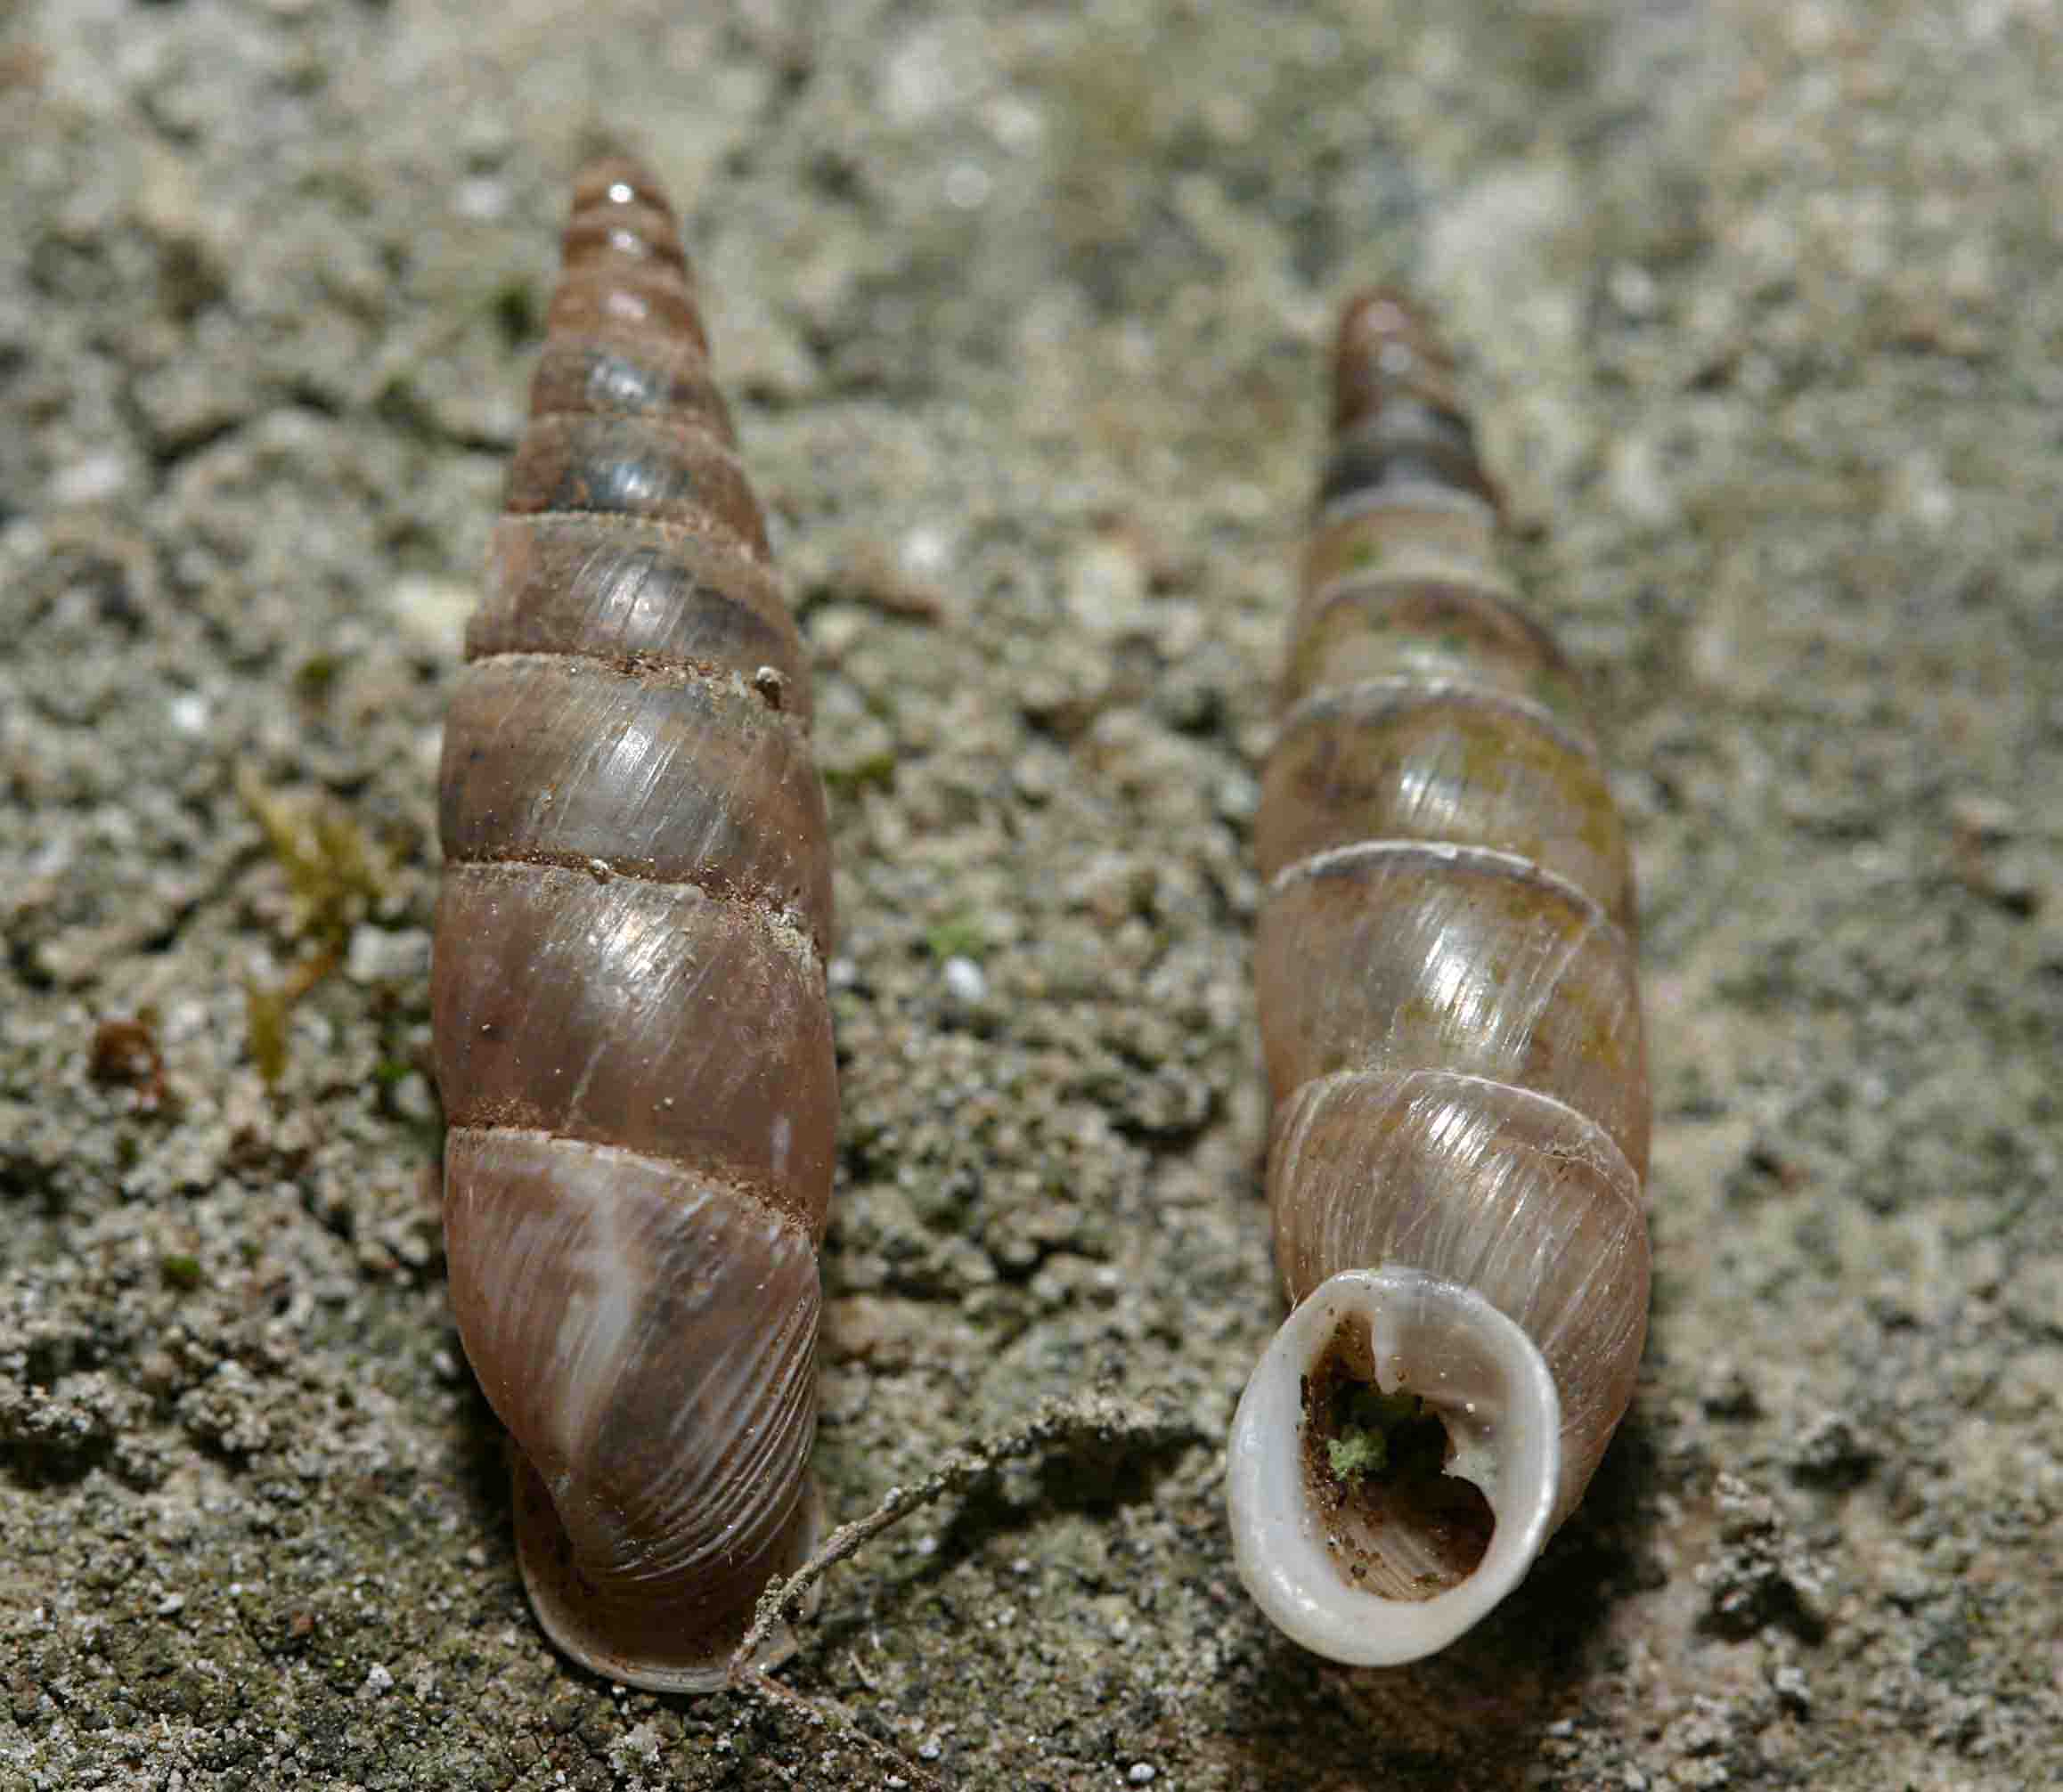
[489, 279, 537, 346]
[1326, 1385, 1433, 1487]
[243, 979, 292, 1090]
[925, 911, 988, 962]
[1326, 1426, 1389, 1482]
[822, 751, 898, 796]
[238, 769, 387, 943]
[236, 770, 387, 1087]
[292, 656, 340, 703]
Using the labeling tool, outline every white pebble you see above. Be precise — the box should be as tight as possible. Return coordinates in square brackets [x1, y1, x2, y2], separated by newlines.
[453, 177, 510, 221]
[387, 574, 477, 660]
[345, 925, 430, 987]
[943, 160, 991, 210]
[942, 956, 987, 1002]
[50, 452, 130, 507]
[901, 523, 951, 577]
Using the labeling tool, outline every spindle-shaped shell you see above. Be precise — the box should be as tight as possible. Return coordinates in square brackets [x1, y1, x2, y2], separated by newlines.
[433, 159, 834, 1692]
[1226, 293, 1651, 1666]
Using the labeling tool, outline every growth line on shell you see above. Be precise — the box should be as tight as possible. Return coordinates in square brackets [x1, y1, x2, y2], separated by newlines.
[1264, 835, 1615, 923]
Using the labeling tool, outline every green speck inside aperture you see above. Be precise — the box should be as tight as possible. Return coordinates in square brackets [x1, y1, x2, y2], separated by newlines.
[1326, 1426, 1388, 1481]
[1325, 1383, 1442, 1487]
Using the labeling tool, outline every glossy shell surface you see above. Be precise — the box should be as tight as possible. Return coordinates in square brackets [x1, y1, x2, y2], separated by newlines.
[432, 160, 834, 1692]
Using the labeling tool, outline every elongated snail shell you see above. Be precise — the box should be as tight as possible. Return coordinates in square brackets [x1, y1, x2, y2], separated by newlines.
[1226, 294, 1651, 1666]
[432, 159, 835, 1692]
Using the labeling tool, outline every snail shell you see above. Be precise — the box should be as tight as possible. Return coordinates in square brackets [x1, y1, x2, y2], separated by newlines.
[432, 159, 834, 1692]
[1226, 294, 1651, 1666]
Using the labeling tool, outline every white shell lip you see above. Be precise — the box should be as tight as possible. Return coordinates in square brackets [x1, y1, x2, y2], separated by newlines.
[1227, 1267, 1561, 1667]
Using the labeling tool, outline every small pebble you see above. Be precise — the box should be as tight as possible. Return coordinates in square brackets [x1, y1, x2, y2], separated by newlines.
[387, 573, 477, 659]
[942, 956, 987, 1002]
[50, 452, 130, 506]
[452, 176, 510, 220]
[943, 160, 991, 209]
[901, 523, 951, 577]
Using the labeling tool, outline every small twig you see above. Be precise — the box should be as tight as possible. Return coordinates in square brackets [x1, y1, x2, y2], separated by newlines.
[719, 1391, 1201, 1789]
[729, 1390, 1200, 1680]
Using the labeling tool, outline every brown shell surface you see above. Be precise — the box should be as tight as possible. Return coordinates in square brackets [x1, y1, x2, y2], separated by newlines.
[431, 159, 834, 1691]
[1258, 291, 1651, 1526]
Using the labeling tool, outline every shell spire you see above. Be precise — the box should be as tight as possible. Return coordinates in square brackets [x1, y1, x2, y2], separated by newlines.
[433, 159, 835, 1691]
[1226, 291, 1651, 1666]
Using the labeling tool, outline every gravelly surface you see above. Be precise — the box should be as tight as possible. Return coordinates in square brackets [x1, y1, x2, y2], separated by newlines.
[3, 2, 2059, 1788]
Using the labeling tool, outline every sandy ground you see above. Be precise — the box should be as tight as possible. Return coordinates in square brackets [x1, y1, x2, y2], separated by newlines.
[3, 1, 2060, 1787]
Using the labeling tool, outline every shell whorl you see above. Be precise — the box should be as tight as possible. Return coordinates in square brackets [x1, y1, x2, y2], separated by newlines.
[1227, 292, 1651, 1665]
[433, 159, 835, 1692]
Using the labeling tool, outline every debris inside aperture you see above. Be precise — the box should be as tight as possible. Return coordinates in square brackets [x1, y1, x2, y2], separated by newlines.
[1325, 1383, 1438, 1487]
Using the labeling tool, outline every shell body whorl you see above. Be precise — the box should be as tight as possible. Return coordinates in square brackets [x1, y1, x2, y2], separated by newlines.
[433, 160, 834, 1692]
[1227, 292, 1651, 1665]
